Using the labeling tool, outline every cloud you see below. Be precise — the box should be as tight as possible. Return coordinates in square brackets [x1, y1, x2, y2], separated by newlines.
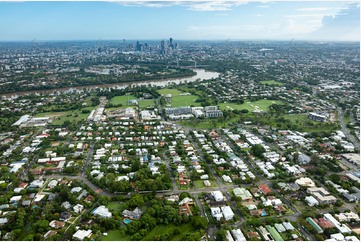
[111, 1, 181, 8]
[185, 1, 246, 11]
[297, 7, 334, 12]
[112, 1, 246, 11]
[308, 3, 360, 41]
[256, 5, 270, 8]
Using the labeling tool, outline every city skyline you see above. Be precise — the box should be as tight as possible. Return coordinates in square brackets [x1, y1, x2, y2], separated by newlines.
[0, 1, 359, 42]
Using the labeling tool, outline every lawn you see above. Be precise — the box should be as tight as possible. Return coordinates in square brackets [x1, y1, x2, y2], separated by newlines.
[194, 180, 216, 188]
[219, 99, 283, 112]
[100, 230, 131, 241]
[109, 95, 137, 106]
[106, 202, 125, 214]
[260, 80, 284, 86]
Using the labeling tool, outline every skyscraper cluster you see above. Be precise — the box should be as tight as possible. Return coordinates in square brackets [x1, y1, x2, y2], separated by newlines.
[134, 38, 177, 55]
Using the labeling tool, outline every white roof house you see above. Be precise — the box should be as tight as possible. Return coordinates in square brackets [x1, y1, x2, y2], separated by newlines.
[221, 206, 234, 221]
[305, 196, 319, 207]
[324, 213, 352, 234]
[282, 222, 295, 231]
[92, 206, 112, 218]
[212, 191, 224, 202]
[48, 180, 58, 188]
[0, 218, 8, 225]
[73, 229, 92, 240]
[10, 195, 22, 203]
[61, 201, 71, 209]
[70, 187, 82, 193]
[231, 229, 246, 241]
[30, 180, 44, 188]
[295, 177, 315, 187]
[210, 207, 223, 221]
[73, 204, 84, 214]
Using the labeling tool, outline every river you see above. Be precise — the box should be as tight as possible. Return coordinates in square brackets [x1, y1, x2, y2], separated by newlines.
[1, 69, 219, 98]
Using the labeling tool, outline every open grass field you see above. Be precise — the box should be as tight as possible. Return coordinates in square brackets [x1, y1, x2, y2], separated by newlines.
[170, 95, 199, 107]
[35, 106, 94, 125]
[179, 113, 242, 129]
[109, 95, 137, 106]
[100, 223, 194, 241]
[158, 88, 183, 96]
[260, 80, 284, 86]
[219, 99, 283, 112]
[283, 114, 339, 132]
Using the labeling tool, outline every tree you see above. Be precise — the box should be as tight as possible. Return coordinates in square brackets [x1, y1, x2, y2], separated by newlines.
[182, 232, 202, 241]
[216, 229, 228, 241]
[129, 194, 145, 208]
[251, 144, 266, 158]
[192, 216, 208, 230]
[131, 233, 142, 241]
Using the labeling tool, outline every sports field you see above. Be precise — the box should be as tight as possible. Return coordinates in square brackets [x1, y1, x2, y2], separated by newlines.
[109, 95, 137, 106]
[219, 99, 283, 112]
[159, 88, 199, 107]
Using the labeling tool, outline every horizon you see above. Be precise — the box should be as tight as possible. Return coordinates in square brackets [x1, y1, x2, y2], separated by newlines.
[0, 39, 360, 43]
[0, 1, 359, 42]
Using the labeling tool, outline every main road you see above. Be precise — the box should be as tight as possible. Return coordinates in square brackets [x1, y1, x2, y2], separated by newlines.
[338, 107, 360, 150]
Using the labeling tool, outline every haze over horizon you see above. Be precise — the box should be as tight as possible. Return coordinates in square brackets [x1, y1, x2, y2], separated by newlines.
[0, 1, 360, 42]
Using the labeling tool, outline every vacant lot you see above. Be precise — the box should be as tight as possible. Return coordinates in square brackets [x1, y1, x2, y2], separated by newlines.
[35, 107, 94, 125]
[139, 99, 155, 109]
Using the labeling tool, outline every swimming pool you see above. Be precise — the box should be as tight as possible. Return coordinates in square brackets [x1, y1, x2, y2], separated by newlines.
[124, 218, 132, 224]
[261, 210, 268, 216]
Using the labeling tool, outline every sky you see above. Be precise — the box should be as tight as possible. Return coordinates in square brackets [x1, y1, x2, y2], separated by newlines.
[0, 1, 359, 41]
